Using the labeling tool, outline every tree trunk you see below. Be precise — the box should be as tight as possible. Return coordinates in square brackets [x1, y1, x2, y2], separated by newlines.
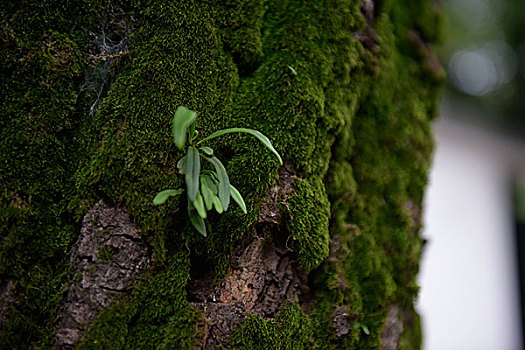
[0, 0, 443, 348]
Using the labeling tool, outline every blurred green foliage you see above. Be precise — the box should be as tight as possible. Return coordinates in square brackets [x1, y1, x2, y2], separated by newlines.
[443, 0, 525, 131]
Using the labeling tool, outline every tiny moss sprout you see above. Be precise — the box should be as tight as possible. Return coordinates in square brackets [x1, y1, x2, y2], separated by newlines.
[153, 106, 282, 236]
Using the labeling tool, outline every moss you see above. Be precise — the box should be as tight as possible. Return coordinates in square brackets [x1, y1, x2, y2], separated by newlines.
[287, 178, 331, 269]
[230, 303, 315, 350]
[74, 0, 241, 255]
[78, 253, 198, 349]
[215, 0, 266, 76]
[2, 0, 442, 348]
[0, 1, 105, 347]
[398, 307, 422, 350]
[343, 12, 438, 308]
[312, 0, 442, 347]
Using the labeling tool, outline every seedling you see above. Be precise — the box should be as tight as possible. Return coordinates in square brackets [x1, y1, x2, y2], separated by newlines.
[153, 106, 282, 236]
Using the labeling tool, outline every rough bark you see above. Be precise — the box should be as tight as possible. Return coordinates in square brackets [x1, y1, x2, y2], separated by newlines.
[189, 236, 312, 349]
[54, 201, 151, 347]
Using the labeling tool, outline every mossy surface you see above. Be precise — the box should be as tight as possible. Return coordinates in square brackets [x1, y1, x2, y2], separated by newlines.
[77, 253, 198, 350]
[230, 303, 315, 350]
[0, 1, 103, 347]
[1, 0, 442, 348]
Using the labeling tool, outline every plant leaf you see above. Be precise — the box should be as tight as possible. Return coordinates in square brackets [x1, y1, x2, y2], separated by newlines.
[199, 146, 214, 156]
[192, 191, 207, 219]
[197, 128, 282, 165]
[229, 184, 247, 214]
[212, 195, 223, 214]
[189, 121, 196, 141]
[201, 174, 218, 195]
[177, 155, 188, 174]
[203, 156, 230, 210]
[184, 147, 200, 201]
[200, 177, 214, 210]
[172, 106, 197, 149]
[153, 189, 183, 205]
[188, 201, 206, 237]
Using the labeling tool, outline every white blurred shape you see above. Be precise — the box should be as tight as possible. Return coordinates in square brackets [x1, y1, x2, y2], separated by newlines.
[449, 42, 518, 96]
[418, 112, 525, 350]
[449, 50, 498, 95]
[483, 41, 519, 85]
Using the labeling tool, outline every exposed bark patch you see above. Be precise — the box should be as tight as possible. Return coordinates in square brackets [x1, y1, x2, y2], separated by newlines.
[326, 234, 351, 290]
[188, 237, 312, 349]
[381, 305, 403, 350]
[354, 29, 380, 55]
[405, 200, 422, 236]
[332, 305, 352, 338]
[361, 0, 384, 23]
[355, 0, 381, 54]
[187, 161, 313, 348]
[327, 235, 343, 264]
[0, 280, 16, 331]
[258, 159, 298, 225]
[408, 30, 444, 77]
[361, 0, 375, 25]
[54, 200, 150, 348]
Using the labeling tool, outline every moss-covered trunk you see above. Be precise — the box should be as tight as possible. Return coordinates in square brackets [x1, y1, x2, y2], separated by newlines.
[0, 0, 443, 348]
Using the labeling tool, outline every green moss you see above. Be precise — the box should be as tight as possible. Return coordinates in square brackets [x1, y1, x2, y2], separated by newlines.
[0, 1, 105, 346]
[2, 0, 442, 347]
[398, 307, 422, 350]
[313, 0, 442, 347]
[287, 178, 330, 269]
[74, 0, 241, 253]
[231, 303, 315, 350]
[343, 12, 438, 308]
[78, 253, 198, 349]
[215, 0, 266, 76]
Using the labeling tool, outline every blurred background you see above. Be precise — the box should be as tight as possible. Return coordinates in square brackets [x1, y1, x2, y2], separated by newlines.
[416, 0, 525, 349]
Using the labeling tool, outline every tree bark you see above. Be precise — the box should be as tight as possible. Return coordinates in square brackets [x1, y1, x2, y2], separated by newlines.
[0, 0, 443, 348]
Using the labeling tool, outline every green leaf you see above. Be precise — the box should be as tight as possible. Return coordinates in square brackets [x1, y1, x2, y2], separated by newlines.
[200, 177, 214, 210]
[177, 155, 188, 174]
[212, 195, 223, 214]
[189, 122, 196, 141]
[184, 147, 200, 201]
[152, 189, 183, 205]
[188, 201, 206, 237]
[199, 146, 214, 155]
[192, 191, 207, 218]
[197, 128, 282, 165]
[201, 174, 218, 195]
[172, 106, 197, 149]
[203, 156, 230, 210]
[229, 184, 247, 214]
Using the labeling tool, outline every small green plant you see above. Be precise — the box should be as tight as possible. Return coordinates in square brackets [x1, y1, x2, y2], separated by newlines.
[153, 106, 282, 236]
